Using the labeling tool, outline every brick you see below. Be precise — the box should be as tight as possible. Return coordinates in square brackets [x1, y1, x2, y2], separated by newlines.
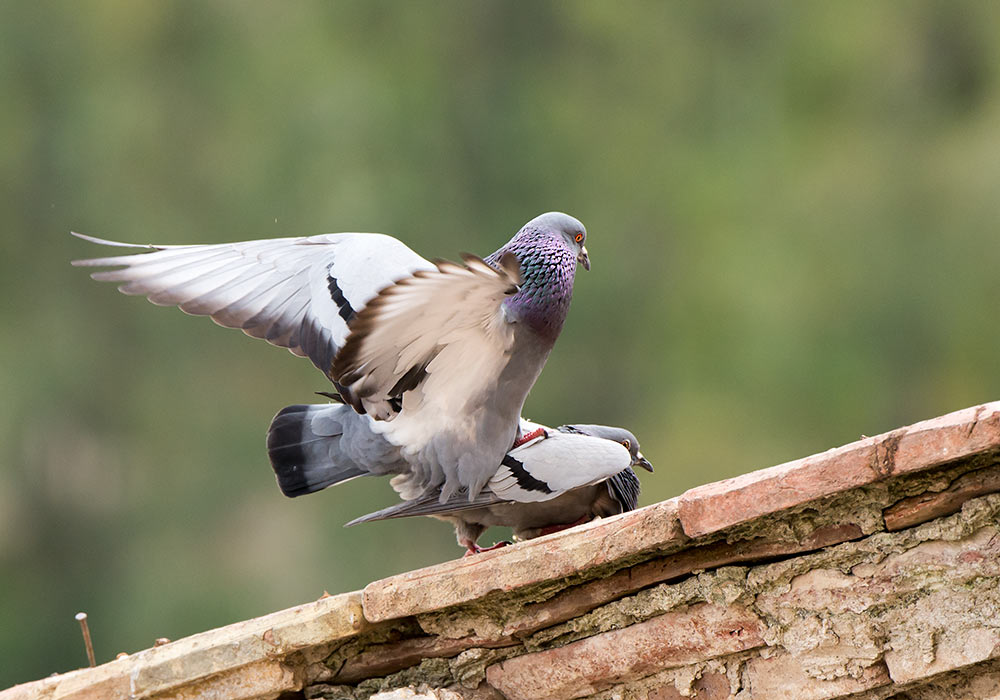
[0, 660, 132, 700]
[884, 584, 1000, 684]
[640, 672, 732, 700]
[744, 654, 891, 700]
[886, 624, 1000, 685]
[340, 524, 861, 684]
[363, 498, 685, 622]
[154, 660, 296, 700]
[500, 522, 862, 638]
[678, 402, 1000, 538]
[902, 662, 1000, 700]
[334, 635, 515, 684]
[884, 463, 1000, 531]
[369, 689, 465, 700]
[485, 604, 763, 700]
[132, 590, 366, 696]
[0, 591, 366, 700]
[758, 527, 1000, 617]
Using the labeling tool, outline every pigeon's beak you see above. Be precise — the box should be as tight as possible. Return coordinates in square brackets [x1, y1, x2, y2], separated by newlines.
[578, 246, 590, 271]
[633, 453, 653, 472]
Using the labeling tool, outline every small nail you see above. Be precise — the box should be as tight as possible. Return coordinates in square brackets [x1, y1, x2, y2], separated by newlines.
[75, 612, 96, 667]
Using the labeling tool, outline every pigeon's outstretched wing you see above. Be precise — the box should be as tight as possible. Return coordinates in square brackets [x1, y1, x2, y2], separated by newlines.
[71, 232, 433, 378]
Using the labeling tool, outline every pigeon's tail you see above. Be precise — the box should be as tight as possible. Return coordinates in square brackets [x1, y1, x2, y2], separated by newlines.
[267, 403, 368, 497]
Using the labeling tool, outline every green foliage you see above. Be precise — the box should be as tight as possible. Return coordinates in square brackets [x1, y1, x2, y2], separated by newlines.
[2, 0, 1000, 686]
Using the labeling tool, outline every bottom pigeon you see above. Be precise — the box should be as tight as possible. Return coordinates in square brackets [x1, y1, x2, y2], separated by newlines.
[268, 402, 652, 554]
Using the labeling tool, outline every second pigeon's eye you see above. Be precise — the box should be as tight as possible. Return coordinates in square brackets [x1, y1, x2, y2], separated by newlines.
[574, 233, 584, 243]
[622, 439, 631, 450]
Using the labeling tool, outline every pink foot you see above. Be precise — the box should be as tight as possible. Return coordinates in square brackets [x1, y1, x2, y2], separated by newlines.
[463, 540, 512, 557]
[512, 427, 547, 448]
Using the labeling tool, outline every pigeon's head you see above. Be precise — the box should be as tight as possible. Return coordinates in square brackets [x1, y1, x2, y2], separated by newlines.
[519, 212, 590, 271]
[563, 424, 653, 472]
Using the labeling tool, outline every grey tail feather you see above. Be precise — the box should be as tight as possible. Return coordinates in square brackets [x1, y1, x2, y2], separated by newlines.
[267, 404, 367, 497]
[606, 468, 641, 512]
[345, 490, 500, 527]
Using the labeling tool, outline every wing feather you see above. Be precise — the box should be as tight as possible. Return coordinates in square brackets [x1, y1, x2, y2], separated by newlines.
[73, 231, 433, 377]
[489, 432, 632, 503]
[331, 252, 522, 418]
[345, 489, 502, 525]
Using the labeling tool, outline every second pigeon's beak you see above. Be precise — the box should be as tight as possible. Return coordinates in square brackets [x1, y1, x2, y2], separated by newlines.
[578, 246, 590, 271]
[633, 453, 653, 472]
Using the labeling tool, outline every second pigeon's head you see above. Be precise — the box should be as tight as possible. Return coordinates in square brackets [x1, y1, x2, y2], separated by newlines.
[515, 212, 590, 272]
[561, 424, 653, 472]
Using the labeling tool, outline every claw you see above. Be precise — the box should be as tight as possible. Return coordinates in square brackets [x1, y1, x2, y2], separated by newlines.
[463, 540, 512, 557]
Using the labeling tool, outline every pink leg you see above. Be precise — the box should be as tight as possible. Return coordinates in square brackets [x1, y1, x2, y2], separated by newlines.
[462, 540, 512, 557]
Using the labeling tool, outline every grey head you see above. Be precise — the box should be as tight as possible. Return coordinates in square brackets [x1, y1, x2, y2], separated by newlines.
[522, 212, 590, 271]
[558, 424, 653, 472]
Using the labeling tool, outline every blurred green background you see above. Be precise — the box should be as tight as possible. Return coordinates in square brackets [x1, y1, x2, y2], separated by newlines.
[3, 0, 1000, 686]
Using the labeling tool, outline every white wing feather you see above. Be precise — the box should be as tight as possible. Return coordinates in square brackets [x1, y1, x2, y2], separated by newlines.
[72, 232, 433, 377]
[489, 432, 631, 503]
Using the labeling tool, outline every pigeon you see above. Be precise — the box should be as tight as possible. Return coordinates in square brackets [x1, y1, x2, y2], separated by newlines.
[268, 401, 652, 553]
[72, 212, 590, 510]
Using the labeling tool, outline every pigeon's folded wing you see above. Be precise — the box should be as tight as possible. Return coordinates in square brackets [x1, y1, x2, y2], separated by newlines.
[346, 428, 634, 524]
[72, 232, 433, 378]
[489, 432, 632, 503]
[332, 252, 523, 420]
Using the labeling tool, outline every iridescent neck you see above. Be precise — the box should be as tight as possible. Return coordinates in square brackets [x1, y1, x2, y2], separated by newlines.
[487, 237, 576, 343]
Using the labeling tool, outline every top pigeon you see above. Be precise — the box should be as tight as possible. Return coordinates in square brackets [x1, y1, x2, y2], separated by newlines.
[73, 212, 590, 503]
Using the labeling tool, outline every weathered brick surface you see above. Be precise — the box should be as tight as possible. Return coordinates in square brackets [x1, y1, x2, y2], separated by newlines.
[754, 524, 1000, 688]
[333, 634, 515, 684]
[743, 654, 891, 700]
[884, 462, 1000, 531]
[678, 402, 1000, 538]
[133, 590, 366, 697]
[497, 522, 862, 639]
[0, 661, 132, 700]
[155, 660, 297, 700]
[0, 591, 366, 700]
[883, 586, 1000, 683]
[363, 497, 685, 623]
[485, 604, 764, 700]
[640, 672, 731, 700]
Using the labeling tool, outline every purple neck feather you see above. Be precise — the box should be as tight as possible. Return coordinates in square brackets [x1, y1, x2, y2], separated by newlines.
[485, 229, 577, 344]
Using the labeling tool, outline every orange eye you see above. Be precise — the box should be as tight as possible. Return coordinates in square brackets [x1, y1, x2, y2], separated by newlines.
[622, 439, 631, 450]
[574, 233, 584, 243]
